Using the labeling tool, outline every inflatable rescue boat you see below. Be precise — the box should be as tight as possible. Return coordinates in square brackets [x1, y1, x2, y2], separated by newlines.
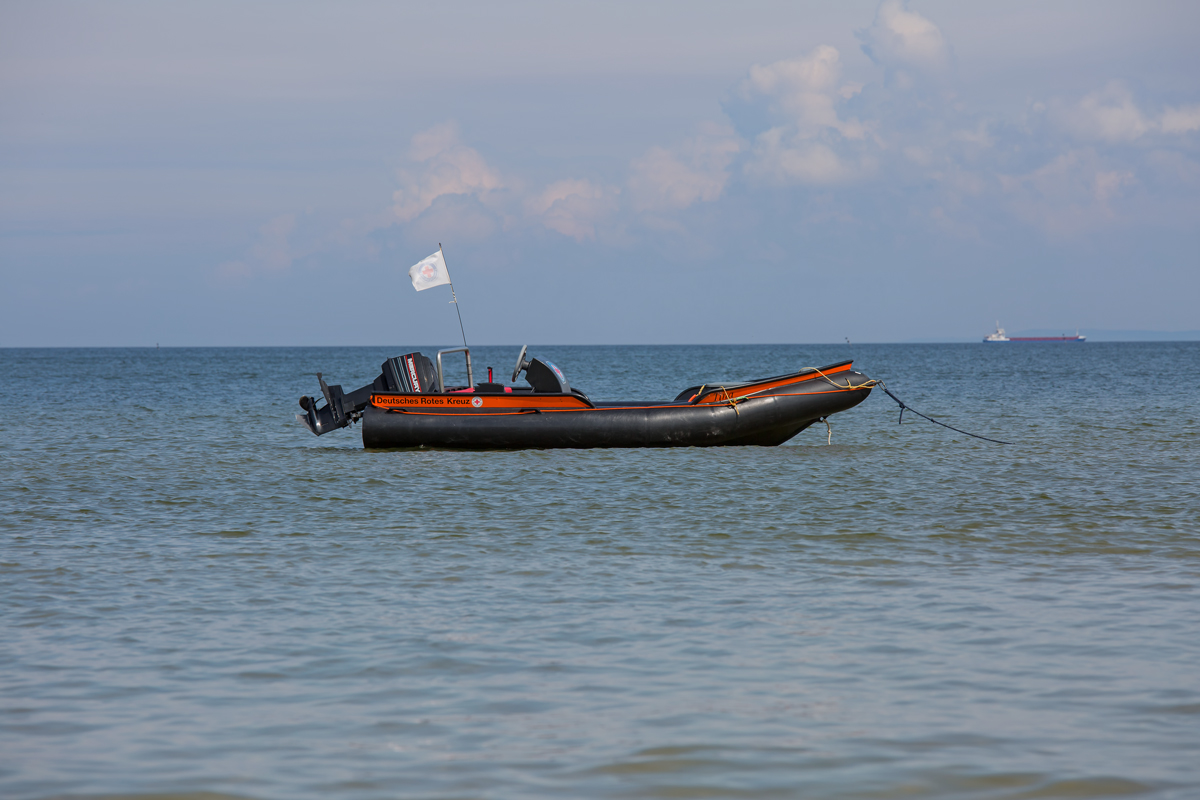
[298, 346, 874, 449]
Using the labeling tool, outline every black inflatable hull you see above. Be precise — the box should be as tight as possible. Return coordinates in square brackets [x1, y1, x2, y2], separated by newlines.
[361, 364, 873, 450]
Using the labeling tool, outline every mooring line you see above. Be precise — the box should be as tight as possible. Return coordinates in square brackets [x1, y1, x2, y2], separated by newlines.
[878, 383, 1011, 445]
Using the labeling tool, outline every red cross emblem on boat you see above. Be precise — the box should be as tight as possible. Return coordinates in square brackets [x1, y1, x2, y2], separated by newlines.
[471, 396, 483, 407]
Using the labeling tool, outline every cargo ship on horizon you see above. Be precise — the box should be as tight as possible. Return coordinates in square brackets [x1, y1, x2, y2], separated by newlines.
[984, 323, 1086, 342]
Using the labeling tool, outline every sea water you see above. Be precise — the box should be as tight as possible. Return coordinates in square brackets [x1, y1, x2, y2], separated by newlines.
[2, 342, 1198, 799]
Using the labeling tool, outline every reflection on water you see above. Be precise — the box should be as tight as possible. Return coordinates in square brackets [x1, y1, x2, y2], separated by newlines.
[2, 343, 1198, 799]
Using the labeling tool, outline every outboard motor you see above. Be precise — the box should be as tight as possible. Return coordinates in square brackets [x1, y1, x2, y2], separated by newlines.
[381, 353, 438, 394]
[297, 351, 439, 436]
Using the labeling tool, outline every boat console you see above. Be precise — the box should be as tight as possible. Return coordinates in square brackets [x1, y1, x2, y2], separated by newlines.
[523, 357, 570, 393]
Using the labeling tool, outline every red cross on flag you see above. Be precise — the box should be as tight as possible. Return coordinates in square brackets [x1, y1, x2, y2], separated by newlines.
[408, 250, 452, 291]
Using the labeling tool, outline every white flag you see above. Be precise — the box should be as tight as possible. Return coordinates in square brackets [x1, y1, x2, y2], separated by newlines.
[408, 250, 452, 291]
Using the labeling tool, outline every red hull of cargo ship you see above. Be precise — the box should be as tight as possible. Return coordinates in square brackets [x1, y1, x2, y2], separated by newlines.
[984, 324, 1086, 342]
[1008, 336, 1086, 342]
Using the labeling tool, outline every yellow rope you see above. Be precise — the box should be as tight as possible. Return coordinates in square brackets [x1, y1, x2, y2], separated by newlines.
[717, 385, 741, 416]
[808, 366, 878, 392]
[695, 367, 876, 410]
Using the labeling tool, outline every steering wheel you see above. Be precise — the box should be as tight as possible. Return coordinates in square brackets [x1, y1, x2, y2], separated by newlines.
[512, 344, 531, 383]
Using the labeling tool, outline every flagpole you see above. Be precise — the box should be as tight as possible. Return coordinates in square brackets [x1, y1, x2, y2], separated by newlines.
[439, 243, 469, 350]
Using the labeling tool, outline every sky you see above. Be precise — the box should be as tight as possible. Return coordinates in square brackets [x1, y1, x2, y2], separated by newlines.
[2, 0, 1198, 346]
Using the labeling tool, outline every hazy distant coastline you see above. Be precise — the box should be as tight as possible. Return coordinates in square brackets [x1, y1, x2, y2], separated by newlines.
[904, 330, 1200, 344]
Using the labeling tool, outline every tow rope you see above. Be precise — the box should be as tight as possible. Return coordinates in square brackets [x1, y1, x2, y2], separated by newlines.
[806, 368, 1011, 446]
[878, 383, 1011, 445]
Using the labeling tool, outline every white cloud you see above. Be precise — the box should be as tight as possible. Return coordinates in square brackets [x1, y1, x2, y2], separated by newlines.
[380, 23, 1193, 253]
[857, 0, 950, 84]
[999, 150, 1136, 236]
[388, 124, 621, 241]
[739, 46, 873, 185]
[392, 122, 504, 222]
[951, 122, 993, 148]
[1051, 85, 1200, 142]
[1049, 84, 1200, 145]
[741, 46, 866, 139]
[628, 123, 741, 212]
[1093, 168, 1135, 202]
[1052, 82, 1151, 143]
[404, 194, 501, 242]
[748, 130, 857, 185]
[1160, 104, 1200, 134]
[527, 179, 619, 241]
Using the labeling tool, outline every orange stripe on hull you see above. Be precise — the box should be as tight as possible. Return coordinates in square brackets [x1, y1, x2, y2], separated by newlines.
[692, 362, 855, 404]
[370, 393, 591, 411]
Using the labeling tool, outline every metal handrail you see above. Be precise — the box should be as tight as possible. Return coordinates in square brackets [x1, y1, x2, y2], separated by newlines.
[435, 347, 473, 393]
